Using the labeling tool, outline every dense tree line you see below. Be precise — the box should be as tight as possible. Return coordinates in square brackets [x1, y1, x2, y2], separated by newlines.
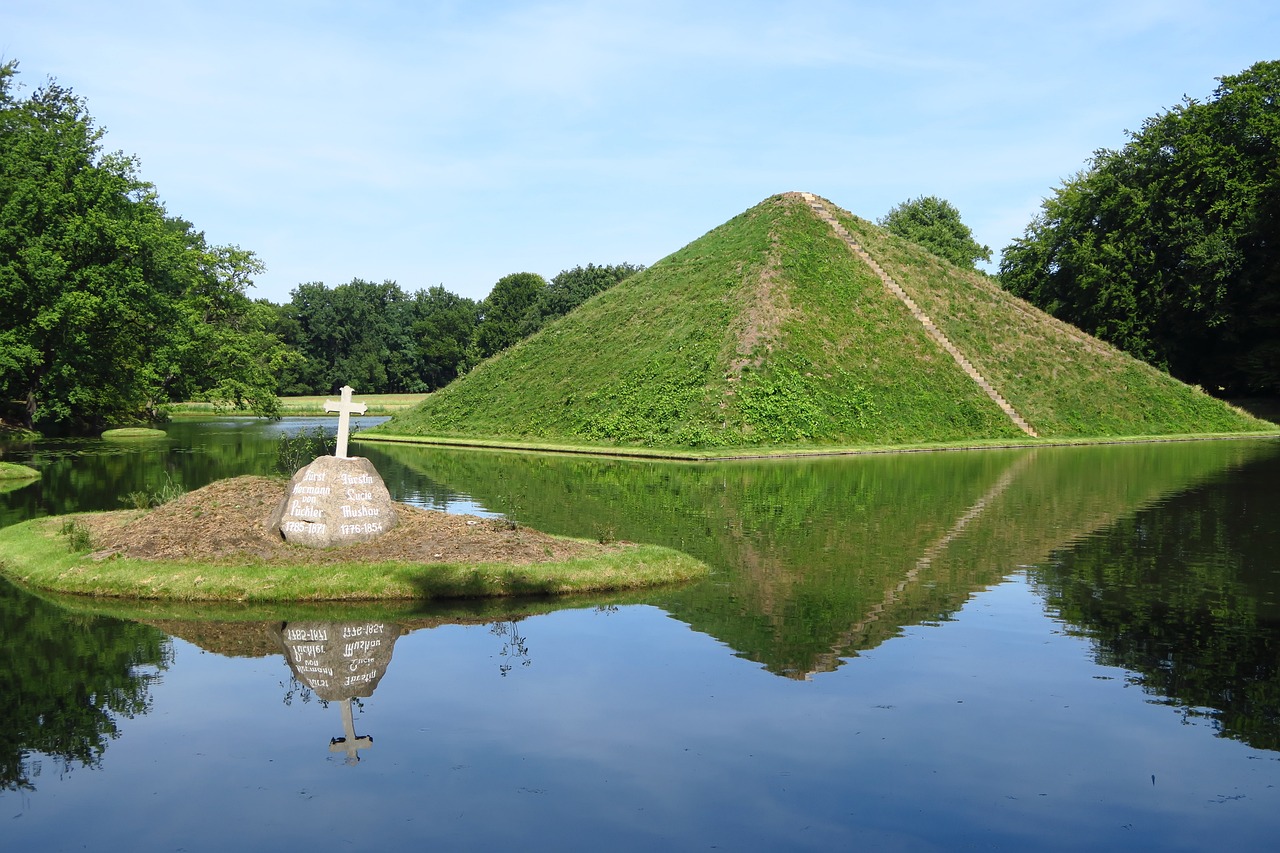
[274, 279, 480, 395]
[273, 262, 642, 396]
[1000, 61, 1280, 397]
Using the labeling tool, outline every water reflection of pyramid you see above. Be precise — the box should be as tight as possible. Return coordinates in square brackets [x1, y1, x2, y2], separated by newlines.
[369, 438, 1271, 679]
[271, 620, 402, 763]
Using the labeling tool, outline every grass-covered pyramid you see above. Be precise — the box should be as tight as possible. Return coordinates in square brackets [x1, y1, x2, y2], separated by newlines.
[366, 192, 1270, 452]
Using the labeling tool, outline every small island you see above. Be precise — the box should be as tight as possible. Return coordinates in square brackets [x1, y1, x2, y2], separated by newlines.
[0, 461, 40, 480]
[0, 475, 707, 602]
[101, 427, 167, 439]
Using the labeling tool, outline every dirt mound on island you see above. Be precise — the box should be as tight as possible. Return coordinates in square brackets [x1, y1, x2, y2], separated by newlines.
[80, 475, 609, 566]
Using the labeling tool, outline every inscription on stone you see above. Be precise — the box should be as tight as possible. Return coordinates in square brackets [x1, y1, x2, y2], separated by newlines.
[267, 454, 398, 547]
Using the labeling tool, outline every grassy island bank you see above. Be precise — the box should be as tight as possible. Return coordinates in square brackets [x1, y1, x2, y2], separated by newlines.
[0, 476, 707, 602]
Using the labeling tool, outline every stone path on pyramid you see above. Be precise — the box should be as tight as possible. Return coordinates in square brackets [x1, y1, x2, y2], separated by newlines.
[799, 192, 1038, 438]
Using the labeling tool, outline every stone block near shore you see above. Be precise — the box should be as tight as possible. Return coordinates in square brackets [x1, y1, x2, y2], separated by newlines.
[268, 455, 398, 548]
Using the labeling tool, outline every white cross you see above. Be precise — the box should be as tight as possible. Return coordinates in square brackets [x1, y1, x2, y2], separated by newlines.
[324, 385, 367, 458]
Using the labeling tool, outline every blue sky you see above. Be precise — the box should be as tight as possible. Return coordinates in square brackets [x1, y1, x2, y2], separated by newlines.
[3, 1, 1277, 304]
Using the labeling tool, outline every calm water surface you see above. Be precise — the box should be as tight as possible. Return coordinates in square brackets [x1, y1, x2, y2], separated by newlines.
[2, 420, 1279, 851]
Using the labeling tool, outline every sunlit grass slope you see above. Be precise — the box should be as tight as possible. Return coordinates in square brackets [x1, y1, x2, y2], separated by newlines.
[368, 193, 1270, 450]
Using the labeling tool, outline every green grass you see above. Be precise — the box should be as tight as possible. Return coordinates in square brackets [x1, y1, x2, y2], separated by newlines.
[102, 427, 167, 438]
[170, 393, 429, 418]
[366, 192, 1273, 451]
[0, 461, 40, 480]
[0, 515, 709, 602]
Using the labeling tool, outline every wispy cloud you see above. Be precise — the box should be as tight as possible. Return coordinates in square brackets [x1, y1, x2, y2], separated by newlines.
[3, 0, 1276, 299]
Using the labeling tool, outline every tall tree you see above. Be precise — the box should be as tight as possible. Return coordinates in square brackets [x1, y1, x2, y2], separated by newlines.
[0, 62, 290, 432]
[1000, 61, 1280, 396]
[472, 271, 547, 360]
[276, 278, 477, 394]
[278, 279, 409, 394]
[878, 196, 991, 270]
[412, 285, 480, 390]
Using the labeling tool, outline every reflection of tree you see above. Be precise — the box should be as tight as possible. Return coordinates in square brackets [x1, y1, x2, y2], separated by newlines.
[0, 580, 170, 791]
[1031, 449, 1280, 751]
[491, 620, 531, 676]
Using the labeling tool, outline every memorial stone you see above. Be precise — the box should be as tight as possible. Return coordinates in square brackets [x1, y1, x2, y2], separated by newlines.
[268, 455, 399, 547]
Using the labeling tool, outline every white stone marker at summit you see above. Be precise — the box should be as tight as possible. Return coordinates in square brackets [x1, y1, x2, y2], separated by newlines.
[324, 385, 367, 459]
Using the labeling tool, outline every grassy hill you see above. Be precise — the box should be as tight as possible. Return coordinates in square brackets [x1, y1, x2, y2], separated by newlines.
[364, 192, 1272, 453]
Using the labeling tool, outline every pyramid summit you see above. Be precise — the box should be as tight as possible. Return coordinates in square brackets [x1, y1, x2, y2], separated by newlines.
[364, 192, 1270, 453]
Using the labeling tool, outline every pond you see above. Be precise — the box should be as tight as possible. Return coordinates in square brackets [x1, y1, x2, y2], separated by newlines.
[2, 419, 1279, 851]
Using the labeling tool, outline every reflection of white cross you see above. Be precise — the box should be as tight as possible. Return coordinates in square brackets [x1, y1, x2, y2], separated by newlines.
[329, 698, 373, 765]
[324, 385, 367, 459]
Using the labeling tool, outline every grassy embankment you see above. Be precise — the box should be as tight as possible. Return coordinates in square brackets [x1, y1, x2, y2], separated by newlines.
[0, 461, 40, 479]
[360, 193, 1275, 458]
[0, 515, 708, 603]
[170, 393, 429, 418]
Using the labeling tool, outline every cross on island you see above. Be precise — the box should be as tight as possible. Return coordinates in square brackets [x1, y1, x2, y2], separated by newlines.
[324, 385, 367, 458]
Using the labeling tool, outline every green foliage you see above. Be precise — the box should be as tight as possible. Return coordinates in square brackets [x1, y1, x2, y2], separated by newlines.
[0, 61, 292, 432]
[473, 271, 548, 361]
[412, 285, 481, 389]
[737, 362, 876, 442]
[277, 426, 336, 475]
[120, 471, 186, 509]
[519, 262, 644, 337]
[878, 195, 991, 270]
[1000, 60, 1280, 396]
[58, 518, 92, 552]
[276, 279, 479, 395]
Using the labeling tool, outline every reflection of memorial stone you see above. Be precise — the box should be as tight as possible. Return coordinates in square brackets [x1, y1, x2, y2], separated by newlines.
[271, 620, 403, 765]
[267, 455, 399, 547]
[272, 620, 401, 701]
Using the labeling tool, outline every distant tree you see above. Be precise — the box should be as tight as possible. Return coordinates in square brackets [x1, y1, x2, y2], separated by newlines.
[412, 285, 480, 390]
[277, 279, 479, 394]
[519, 262, 644, 336]
[999, 61, 1280, 396]
[472, 272, 547, 360]
[278, 279, 413, 394]
[878, 195, 992, 270]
